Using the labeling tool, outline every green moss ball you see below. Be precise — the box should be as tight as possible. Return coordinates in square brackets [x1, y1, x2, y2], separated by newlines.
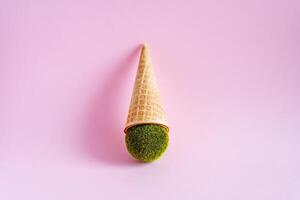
[125, 124, 169, 162]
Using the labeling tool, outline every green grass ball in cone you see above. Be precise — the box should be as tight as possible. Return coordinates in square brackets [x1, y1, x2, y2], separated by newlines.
[124, 44, 169, 163]
[125, 124, 169, 162]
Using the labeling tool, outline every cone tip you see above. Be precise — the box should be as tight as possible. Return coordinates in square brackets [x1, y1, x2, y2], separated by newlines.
[142, 42, 148, 49]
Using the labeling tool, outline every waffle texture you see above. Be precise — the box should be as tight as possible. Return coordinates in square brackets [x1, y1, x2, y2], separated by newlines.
[124, 44, 168, 132]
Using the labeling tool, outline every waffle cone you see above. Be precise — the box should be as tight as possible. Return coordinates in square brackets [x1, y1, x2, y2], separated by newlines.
[124, 44, 168, 133]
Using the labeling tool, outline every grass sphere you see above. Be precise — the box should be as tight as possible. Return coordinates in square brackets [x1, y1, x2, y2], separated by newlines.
[125, 124, 169, 162]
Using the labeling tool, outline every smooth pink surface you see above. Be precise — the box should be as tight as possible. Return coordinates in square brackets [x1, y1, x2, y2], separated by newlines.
[1, 0, 299, 199]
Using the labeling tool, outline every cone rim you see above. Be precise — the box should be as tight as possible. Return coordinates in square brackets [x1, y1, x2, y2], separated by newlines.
[124, 122, 169, 134]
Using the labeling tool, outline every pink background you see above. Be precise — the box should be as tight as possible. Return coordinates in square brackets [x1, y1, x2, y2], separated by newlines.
[0, 0, 299, 199]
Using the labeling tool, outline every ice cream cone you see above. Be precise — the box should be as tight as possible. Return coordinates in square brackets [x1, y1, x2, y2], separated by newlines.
[124, 43, 168, 133]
